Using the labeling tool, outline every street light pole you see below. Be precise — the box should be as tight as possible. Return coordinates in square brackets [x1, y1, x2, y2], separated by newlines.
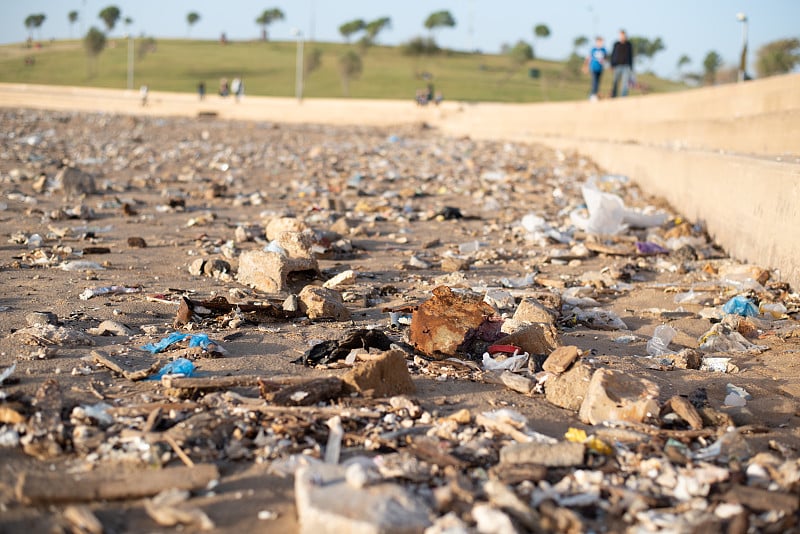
[127, 34, 134, 90]
[736, 12, 748, 82]
[293, 28, 304, 102]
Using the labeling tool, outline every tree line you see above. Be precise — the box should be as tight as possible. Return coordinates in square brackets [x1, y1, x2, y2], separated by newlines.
[23, 6, 800, 85]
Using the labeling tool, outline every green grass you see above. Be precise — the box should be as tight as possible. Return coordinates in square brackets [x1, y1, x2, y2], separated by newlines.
[0, 38, 686, 102]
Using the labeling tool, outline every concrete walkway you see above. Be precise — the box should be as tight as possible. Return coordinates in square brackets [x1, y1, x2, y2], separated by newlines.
[1, 75, 798, 286]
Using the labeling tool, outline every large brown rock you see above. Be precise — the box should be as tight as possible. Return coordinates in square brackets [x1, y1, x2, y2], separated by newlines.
[579, 369, 660, 425]
[545, 360, 594, 411]
[299, 286, 350, 321]
[342, 350, 416, 397]
[543, 345, 580, 374]
[410, 286, 496, 358]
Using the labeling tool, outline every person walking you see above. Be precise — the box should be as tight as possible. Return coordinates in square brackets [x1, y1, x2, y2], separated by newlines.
[610, 30, 634, 97]
[583, 36, 607, 101]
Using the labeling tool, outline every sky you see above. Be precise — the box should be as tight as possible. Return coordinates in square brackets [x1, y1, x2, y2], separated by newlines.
[2, 0, 799, 79]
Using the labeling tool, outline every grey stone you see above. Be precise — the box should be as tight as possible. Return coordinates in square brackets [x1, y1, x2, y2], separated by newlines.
[25, 311, 59, 327]
[579, 369, 660, 425]
[499, 441, 585, 467]
[56, 166, 95, 197]
[295, 462, 432, 534]
[545, 360, 594, 411]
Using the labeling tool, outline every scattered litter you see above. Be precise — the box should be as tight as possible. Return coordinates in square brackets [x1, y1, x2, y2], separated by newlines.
[722, 296, 759, 317]
[147, 358, 195, 381]
[141, 332, 225, 355]
[646, 325, 677, 356]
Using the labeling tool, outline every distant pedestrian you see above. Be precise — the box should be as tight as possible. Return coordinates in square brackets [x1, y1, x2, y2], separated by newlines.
[232, 77, 243, 102]
[610, 30, 634, 97]
[139, 85, 149, 106]
[219, 78, 229, 97]
[583, 36, 607, 101]
[198, 81, 206, 101]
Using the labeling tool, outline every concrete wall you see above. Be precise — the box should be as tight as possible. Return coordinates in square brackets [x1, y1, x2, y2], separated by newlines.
[2, 74, 799, 285]
[433, 74, 800, 287]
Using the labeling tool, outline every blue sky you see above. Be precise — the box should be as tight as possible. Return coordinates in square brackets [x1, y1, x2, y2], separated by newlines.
[2, 1, 798, 78]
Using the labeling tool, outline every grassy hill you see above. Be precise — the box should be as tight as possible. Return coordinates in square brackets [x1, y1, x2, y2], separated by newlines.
[0, 38, 686, 102]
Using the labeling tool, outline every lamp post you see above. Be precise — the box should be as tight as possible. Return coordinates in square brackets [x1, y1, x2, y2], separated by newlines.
[292, 28, 304, 102]
[736, 12, 748, 82]
[126, 33, 134, 90]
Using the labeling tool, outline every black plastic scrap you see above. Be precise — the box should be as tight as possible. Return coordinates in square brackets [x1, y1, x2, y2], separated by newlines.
[295, 329, 393, 366]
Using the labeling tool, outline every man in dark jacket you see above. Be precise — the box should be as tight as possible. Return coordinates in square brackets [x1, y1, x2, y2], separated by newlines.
[610, 30, 634, 97]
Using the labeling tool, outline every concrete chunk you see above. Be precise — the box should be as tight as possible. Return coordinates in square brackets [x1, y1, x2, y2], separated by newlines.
[342, 350, 415, 397]
[542, 345, 580, 374]
[499, 441, 585, 467]
[544, 360, 594, 411]
[295, 462, 432, 534]
[579, 369, 660, 425]
[493, 323, 560, 356]
[265, 217, 310, 241]
[299, 286, 351, 321]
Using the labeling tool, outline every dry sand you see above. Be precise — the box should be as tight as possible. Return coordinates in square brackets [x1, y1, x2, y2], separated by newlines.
[0, 88, 799, 532]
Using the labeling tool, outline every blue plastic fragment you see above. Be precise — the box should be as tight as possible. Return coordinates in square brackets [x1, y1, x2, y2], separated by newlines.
[140, 332, 213, 354]
[147, 358, 195, 381]
[721, 295, 758, 317]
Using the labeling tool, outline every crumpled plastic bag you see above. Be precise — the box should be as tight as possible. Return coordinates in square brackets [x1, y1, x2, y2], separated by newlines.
[482, 351, 529, 372]
[698, 323, 768, 354]
[721, 296, 758, 317]
[571, 182, 668, 235]
[646, 325, 677, 356]
[140, 332, 219, 354]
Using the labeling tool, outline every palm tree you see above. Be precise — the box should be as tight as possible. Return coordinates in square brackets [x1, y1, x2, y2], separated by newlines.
[187, 12, 200, 36]
[533, 23, 550, 58]
[84, 26, 107, 77]
[68, 11, 79, 38]
[255, 8, 284, 41]
[702, 51, 722, 85]
[24, 15, 38, 41]
[424, 10, 456, 37]
[98, 5, 121, 34]
[365, 17, 391, 44]
[338, 19, 365, 43]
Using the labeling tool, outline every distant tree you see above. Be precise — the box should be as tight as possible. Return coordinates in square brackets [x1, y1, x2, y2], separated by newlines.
[137, 36, 157, 60]
[187, 12, 200, 36]
[756, 38, 800, 78]
[508, 40, 534, 67]
[677, 54, 691, 71]
[68, 11, 79, 38]
[24, 14, 46, 41]
[98, 6, 121, 33]
[338, 50, 362, 96]
[424, 10, 456, 36]
[630, 36, 665, 72]
[338, 19, 365, 43]
[255, 8, 284, 41]
[401, 36, 440, 56]
[702, 50, 722, 85]
[572, 35, 588, 53]
[305, 47, 322, 76]
[364, 17, 391, 44]
[84, 26, 107, 77]
[563, 52, 584, 79]
[533, 23, 550, 57]
[123, 16, 133, 34]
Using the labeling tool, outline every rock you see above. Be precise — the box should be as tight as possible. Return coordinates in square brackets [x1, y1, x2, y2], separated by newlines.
[579, 369, 660, 425]
[544, 360, 594, 411]
[25, 311, 59, 327]
[299, 286, 351, 321]
[543, 345, 580, 374]
[265, 217, 309, 241]
[342, 350, 416, 397]
[283, 294, 299, 312]
[329, 217, 359, 237]
[188, 258, 205, 276]
[323, 269, 357, 289]
[493, 323, 560, 356]
[13, 324, 94, 347]
[86, 320, 133, 337]
[56, 166, 95, 197]
[507, 297, 558, 328]
[202, 258, 231, 277]
[440, 256, 470, 273]
[274, 230, 315, 259]
[237, 236, 319, 294]
[661, 348, 702, 370]
[499, 441, 585, 467]
[127, 237, 147, 248]
[409, 286, 496, 358]
[661, 396, 704, 430]
[295, 462, 432, 534]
